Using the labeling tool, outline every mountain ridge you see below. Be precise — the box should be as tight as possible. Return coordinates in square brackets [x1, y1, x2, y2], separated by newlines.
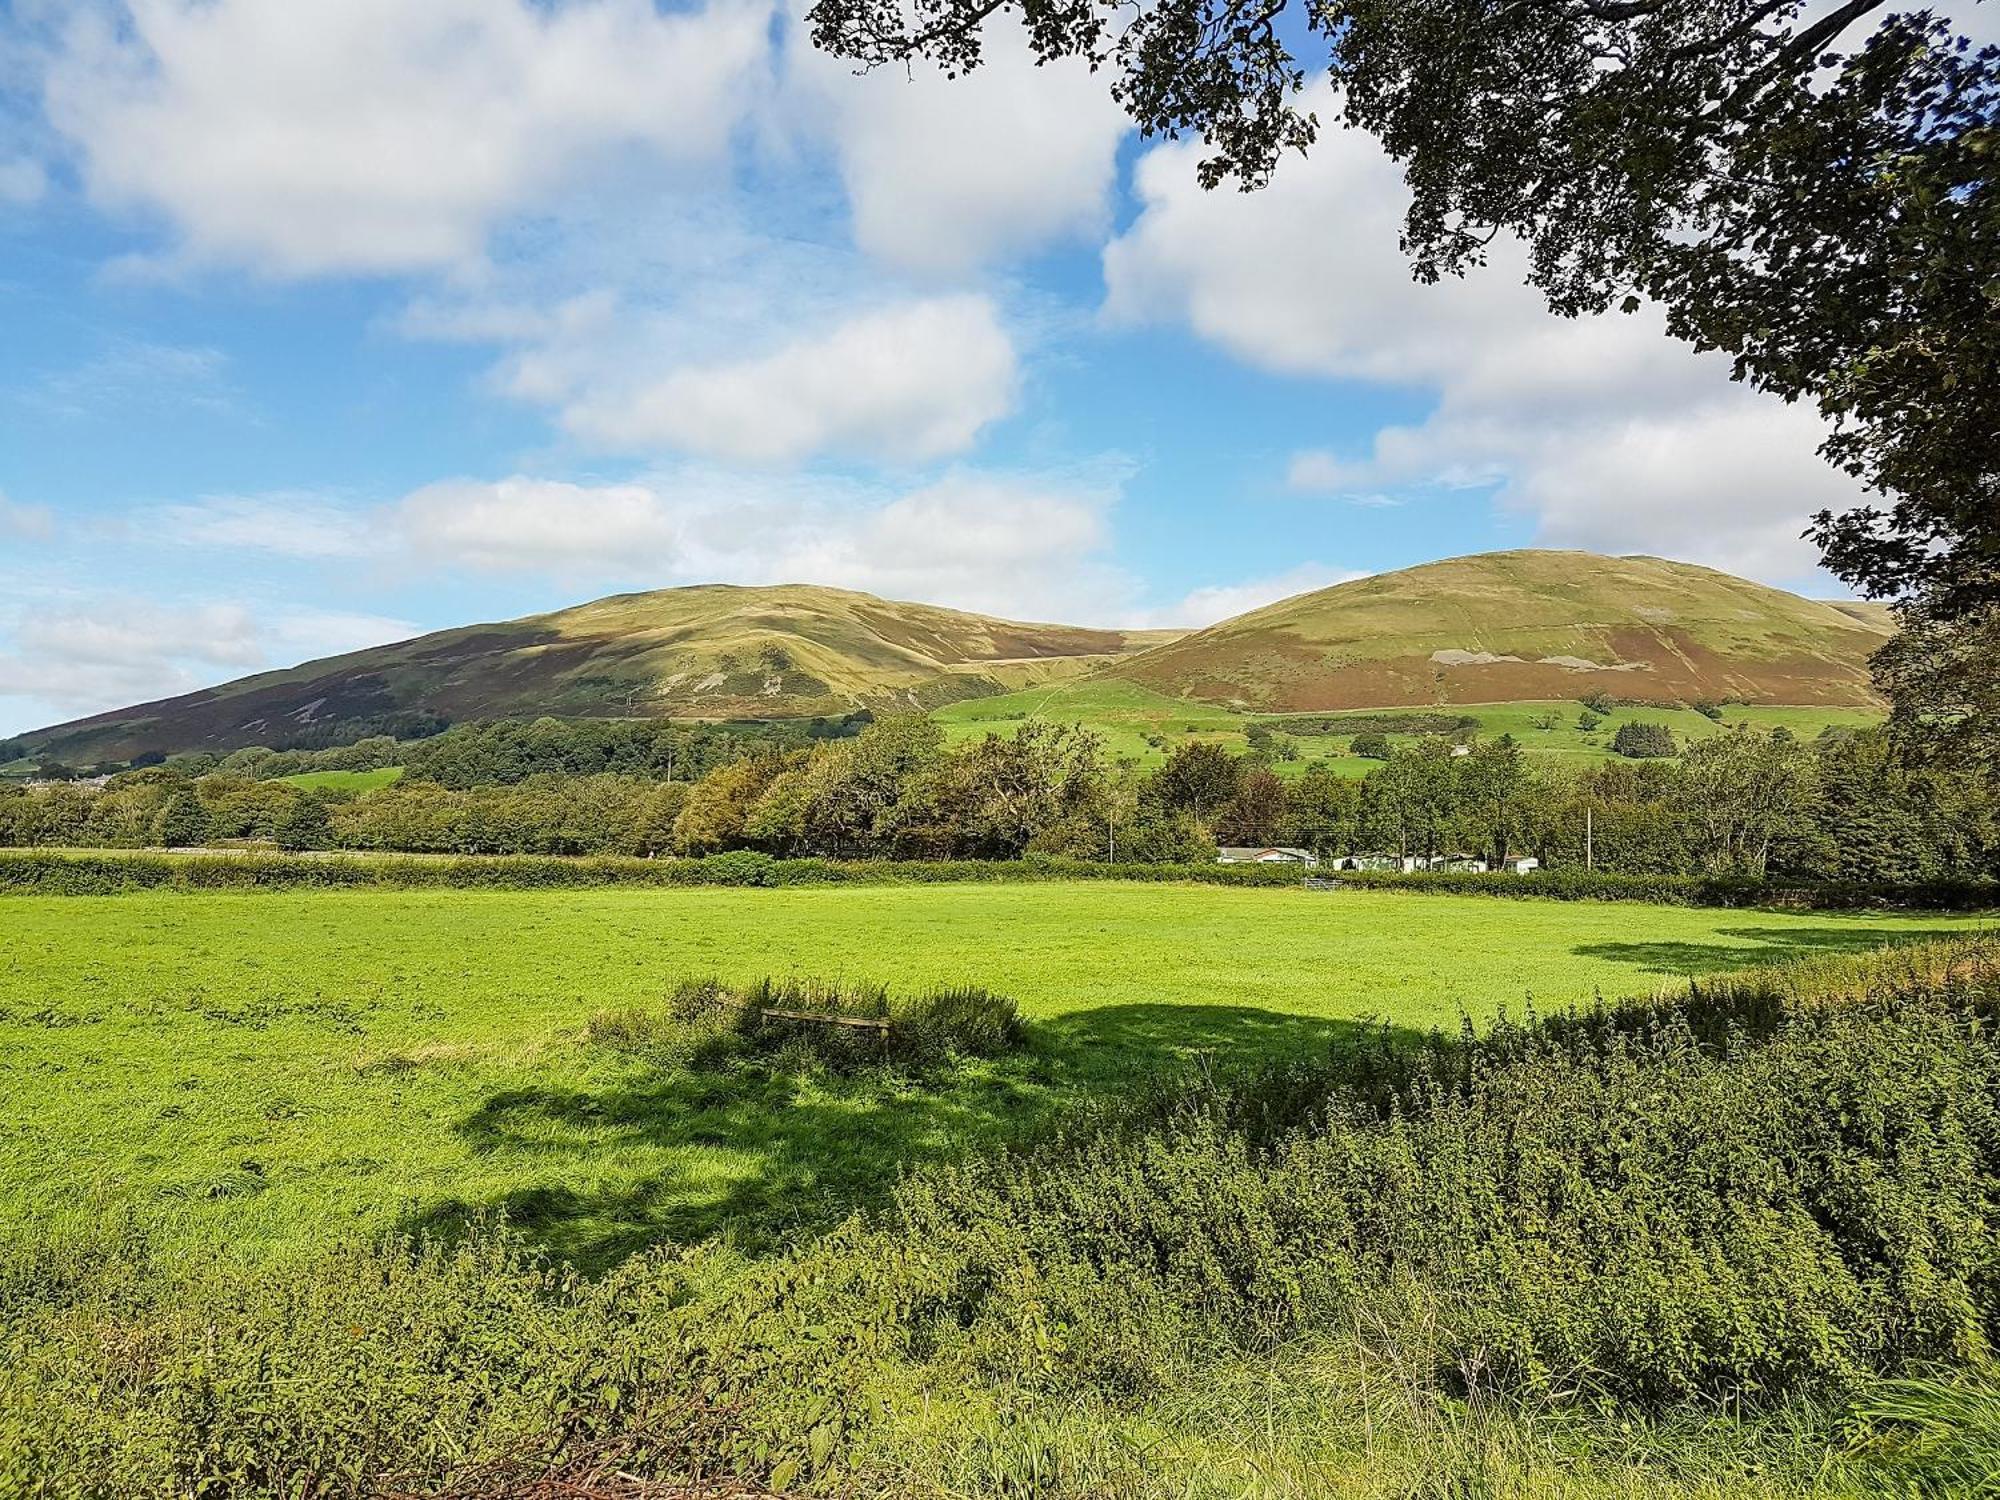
[13, 553, 1892, 761]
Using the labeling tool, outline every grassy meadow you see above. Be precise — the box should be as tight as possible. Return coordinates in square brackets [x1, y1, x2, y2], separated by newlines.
[0, 882, 1983, 1271]
[934, 679, 1883, 776]
[273, 765, 404, 792]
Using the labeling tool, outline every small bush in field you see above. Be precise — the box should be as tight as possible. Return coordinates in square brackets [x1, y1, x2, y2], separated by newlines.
[586, 975, 1025, 1073]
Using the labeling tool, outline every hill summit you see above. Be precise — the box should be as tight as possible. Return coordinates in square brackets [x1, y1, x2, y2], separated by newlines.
[14, 552, 1892, 761]
[21, 585, 1175, 762]
[1109, 551, 1892, 711]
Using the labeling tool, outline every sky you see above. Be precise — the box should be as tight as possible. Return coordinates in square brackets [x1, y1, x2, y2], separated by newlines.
[0, 0, 1988, 738]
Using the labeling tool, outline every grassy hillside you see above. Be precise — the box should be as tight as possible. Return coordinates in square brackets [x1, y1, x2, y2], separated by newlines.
[1114, 550, 1894, 712]
[937, 680, 1882, 777]
[20, 585, 1173, 762]
[17, 552, 1893, 764]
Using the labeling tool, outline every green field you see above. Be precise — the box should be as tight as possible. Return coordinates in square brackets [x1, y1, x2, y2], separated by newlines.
[2, 883, 1980, 1267]
[274, 765, 404, 791]
[935, 681, 1883, 777]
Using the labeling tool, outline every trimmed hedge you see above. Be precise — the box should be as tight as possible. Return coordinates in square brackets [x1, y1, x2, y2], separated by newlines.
[0, 846, 1994, 910]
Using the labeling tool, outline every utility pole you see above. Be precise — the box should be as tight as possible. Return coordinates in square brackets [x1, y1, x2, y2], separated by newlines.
[1585, 803, 1594, 871]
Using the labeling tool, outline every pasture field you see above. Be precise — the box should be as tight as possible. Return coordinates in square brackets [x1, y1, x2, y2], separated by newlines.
[274, 765, 404, 791]
[934, 680, 1883, 776]
[0, 882, 1981, 1268]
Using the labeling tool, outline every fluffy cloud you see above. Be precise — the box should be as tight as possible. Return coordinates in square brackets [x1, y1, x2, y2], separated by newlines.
[39, 0, 771, 276]
[1104, 96, 1872, 582]
[390, 464, 1134, 622]
[786, 21, 1129, 273]
[396, 477, 682, 574]
[556, 295, 1019, 464]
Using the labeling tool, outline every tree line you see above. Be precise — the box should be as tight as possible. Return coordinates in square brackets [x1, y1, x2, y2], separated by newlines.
[2, 712, 1993, 882]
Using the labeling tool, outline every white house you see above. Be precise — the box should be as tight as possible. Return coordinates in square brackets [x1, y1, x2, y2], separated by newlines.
[1217, 846, 1320, 866]
[1496, 854, 1540, 874]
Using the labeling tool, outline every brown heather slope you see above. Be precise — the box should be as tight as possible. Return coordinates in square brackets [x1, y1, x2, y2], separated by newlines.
[1109, 551, 1894, 712]
[19, 585, 1177, 762]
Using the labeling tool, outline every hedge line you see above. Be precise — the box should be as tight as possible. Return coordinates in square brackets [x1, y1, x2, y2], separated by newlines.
[1, 846, 1995, 909]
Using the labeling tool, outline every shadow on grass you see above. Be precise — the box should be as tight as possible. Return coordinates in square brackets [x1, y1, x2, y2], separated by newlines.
[399, 1003, 1410, 1272]
[1574, 923, 1971, 978]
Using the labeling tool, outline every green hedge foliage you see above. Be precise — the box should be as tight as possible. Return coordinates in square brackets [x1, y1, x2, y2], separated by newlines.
[2, 846, 1995, 909]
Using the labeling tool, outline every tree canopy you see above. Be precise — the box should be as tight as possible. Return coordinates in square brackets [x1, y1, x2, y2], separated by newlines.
[809, 0, 1997, 614]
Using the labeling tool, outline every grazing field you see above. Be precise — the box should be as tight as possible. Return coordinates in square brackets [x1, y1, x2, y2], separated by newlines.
[934, 680, 1882, 777]
[273, 765, 404, 791]
[0, 882, 1981, 1268]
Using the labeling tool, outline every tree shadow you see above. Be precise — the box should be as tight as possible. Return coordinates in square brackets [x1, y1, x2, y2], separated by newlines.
[1573, 923, 1970, 977]
[397, 1003, 1412, 1273]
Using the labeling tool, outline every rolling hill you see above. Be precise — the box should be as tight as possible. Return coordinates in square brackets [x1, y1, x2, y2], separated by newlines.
[13, 552, 1894, 763]
[17, 585, 1179, 762]
[1108, 551, 1894, 712]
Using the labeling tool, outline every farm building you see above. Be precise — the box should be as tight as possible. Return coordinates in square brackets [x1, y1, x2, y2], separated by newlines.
[1217, 846, 1320, 866]
[1495, 854, 1541, 874]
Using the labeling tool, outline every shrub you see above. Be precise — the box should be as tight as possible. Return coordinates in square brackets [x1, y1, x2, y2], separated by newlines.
[1350, 732, 1390, 759]
[1613, 720, 1678, 758]
[588, 976, 1025, 1074]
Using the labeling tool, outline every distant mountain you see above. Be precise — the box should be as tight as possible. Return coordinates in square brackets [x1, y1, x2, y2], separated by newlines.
[1107, 551, 1894, 712]
[16, 553, 1897, 762]
[19, 585, 1179, 762]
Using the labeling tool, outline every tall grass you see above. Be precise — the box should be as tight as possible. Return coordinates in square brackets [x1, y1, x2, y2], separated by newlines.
[585, 975, 1025, 1071]
[1, 940, 1995, 1496]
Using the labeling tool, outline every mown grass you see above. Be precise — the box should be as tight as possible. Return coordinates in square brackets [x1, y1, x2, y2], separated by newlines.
[3, 938, 1994, 1497]
[0, 883, 1985, 1269]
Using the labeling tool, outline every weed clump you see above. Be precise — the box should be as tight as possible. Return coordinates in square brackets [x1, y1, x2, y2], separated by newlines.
[585, 975, 1025, 1073]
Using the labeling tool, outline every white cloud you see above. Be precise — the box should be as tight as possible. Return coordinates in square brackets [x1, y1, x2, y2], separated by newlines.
[39, 0, 772, 277]
[0, 595, 420, 726]
[18, 340, 240, 420]
[396, 476, 683, 575]
[389, 463, 1136, 622]
[785, 19, 1128, 273]
[1104, 97, 1873, 582]
[1152, 563, 1370, 629]
[265, 610, 420, 661]
[0, 492, 55, 540]
[147, 494, 370, 558]
[557, 295, 1019, 463]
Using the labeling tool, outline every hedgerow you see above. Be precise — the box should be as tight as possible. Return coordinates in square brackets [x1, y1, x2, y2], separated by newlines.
[2, 845, 1995, 909]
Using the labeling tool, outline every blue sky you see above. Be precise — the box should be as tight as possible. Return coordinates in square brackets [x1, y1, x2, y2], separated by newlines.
[0, 0, 1943, 738]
